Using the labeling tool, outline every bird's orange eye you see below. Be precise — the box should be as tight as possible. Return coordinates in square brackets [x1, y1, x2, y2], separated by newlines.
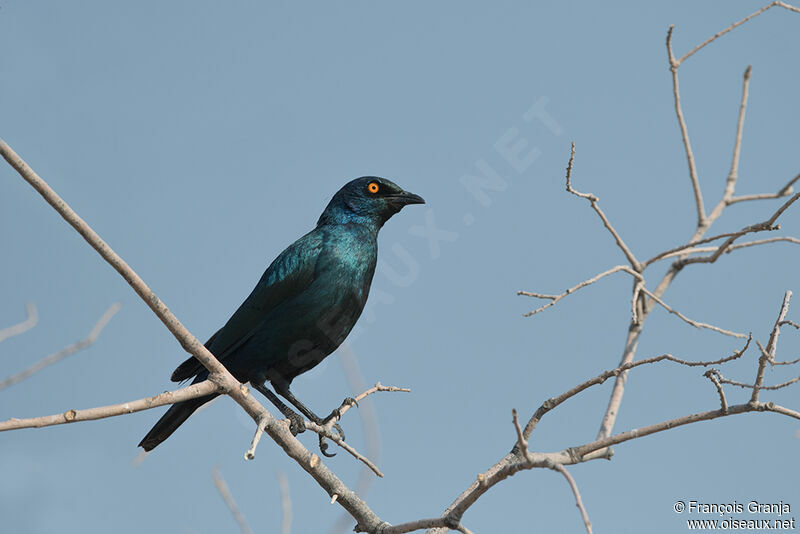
[367, 182, 380, 194]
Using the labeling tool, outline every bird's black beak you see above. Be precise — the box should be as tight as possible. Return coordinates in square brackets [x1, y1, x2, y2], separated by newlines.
[390, 190, 425, 207]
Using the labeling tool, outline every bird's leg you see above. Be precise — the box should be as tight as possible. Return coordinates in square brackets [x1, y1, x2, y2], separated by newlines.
[252, 382, 305, 436]
[272, 381, 346, 457]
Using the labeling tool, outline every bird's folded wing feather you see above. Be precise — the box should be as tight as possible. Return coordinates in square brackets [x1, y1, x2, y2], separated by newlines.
[170, 230, 324, 382]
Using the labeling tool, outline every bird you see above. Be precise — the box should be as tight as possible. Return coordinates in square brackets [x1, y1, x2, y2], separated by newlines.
[138, 176, 424, 452]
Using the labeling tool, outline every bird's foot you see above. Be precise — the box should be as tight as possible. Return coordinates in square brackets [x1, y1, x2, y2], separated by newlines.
[323, 397, 358, 428]
[319, 434, 336, 457]
[317, 419, 346, 457]
[286, 411, 306, 436]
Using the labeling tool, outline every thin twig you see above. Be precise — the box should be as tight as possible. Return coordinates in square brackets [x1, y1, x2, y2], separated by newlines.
[676, 2, 800, 65]
[306, 421, 385, 478]
[244, 416, 268, 460]
[681, 194, 800, 266]
[704, 370, 728, 412]
[727, 236, 800, 252]
[667, 26, 705, 227]
[431, 397, 797, 534]
[0, 303, 121, 391]
[519, 265, 642, 317]
[649, 236, 800, 263]
[519, 335, 751, 441]
[564, 143, 641, 269]
[0, 302, 38, 344]
[550, 463, 593, 534]
[640, 288, 746, 338]
[716, 372, 799, 391]
[706, 65, 752, 223]
[212, 467, 255, 534]
[323, 382, 411, 429]
[751, 291, 792, 402]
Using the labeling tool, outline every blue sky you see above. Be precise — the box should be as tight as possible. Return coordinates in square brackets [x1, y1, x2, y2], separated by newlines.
[2, 2, 799, 533]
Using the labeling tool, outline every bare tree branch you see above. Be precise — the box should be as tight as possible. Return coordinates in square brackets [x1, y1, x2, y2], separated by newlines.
[680, 194, 800, 266]
[651, 235, 800, 263]
[598, 32, 800, 439]
[676, 1, 800, 65]
[212, 467, 255, 534]
[550, 463, 593, 534]
[520, 336, 751, 441]
[519, 265, 642, 317]
[0, 379, 221, 431]
[667, 26, 705, 226]
[704, 370, 728, 412]
[564, 143, 641, 269]
[639, 288, 746, 338]
[0, 303, 121, 391]
[306, 421, 385, 477]
[751, 292, 792, 402]
[0, 302, 38, 344]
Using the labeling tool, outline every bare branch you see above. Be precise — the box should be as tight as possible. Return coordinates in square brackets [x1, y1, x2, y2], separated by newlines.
[0, 379, 221, 431]
[773, 356, 800, 366]
[244, 416, 268, 460]
[706, 65, 752, 223]
[519, 265, 642, 317]
[0, 303, 121, 391]
[0, 302, 38, 344]
[676, 2, 800, 65]
[640, 287, 746, 338]
[432, 395, 794, 534]
[322, 382, 411, 429]
[727, 236, 800, 251]
[725, 65, 750, 199]
[212, 467, 255, 534]
[717, 170, 800, 209]
[382, 518, 475, 534]
[550, 463, 593, 534]
[564, 143, 641, 269]
[306, 421, 385, 478]
[704, 370, 728, 412]
[513, 410, 593, 534]
[520, 336, 751, 441]
[715, 372, 799, 391]
[681, 193, 800, 266]
[575, 402, 800, 461]
[667, 26, 705, 226]
[751, 291, 792, 402]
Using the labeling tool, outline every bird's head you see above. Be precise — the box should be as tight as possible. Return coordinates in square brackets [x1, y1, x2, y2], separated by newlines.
[317, 176, 425, 228]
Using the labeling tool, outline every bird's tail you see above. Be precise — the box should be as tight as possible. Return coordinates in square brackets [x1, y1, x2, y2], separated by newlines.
[138, 392, 218, 451]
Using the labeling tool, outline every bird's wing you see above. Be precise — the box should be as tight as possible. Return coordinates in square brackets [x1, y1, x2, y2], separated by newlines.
[170, 229, 324, 382]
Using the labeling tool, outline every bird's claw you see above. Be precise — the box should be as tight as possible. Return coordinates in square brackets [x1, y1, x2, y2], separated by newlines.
[318, 422, 346, 457]
[287, 412, 306, 436]
[319, 434, 336, 457]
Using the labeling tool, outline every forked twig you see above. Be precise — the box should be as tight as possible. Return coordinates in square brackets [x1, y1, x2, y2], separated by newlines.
[0, 303, 121, 391]
[564, 143, 640, 269]
[0, 302, 38, 344]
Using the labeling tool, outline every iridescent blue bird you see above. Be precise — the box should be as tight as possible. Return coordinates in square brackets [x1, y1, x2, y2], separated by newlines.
[139, 177, 423, 452]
